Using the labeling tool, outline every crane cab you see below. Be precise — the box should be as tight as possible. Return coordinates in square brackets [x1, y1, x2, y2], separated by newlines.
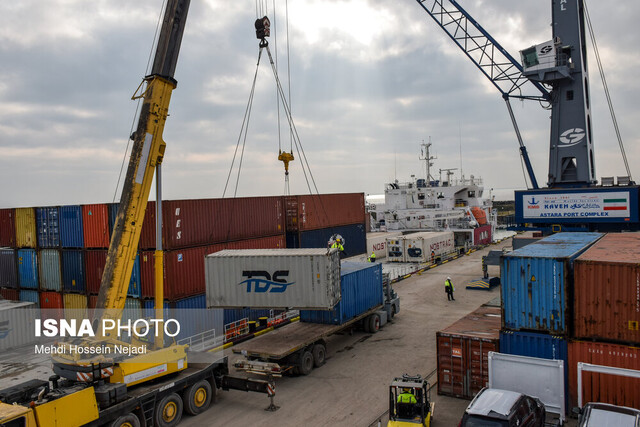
[388, 374, 433, 427]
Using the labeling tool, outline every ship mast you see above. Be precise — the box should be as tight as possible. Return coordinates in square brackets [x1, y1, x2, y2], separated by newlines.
[420, 138, 437, 186]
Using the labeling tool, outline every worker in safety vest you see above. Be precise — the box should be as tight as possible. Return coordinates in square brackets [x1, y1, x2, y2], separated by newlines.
[331, 239, 346, 258]
[397, 388, 417, 404]
[445, 276, 455, 301]
[368, 251, 377, 262]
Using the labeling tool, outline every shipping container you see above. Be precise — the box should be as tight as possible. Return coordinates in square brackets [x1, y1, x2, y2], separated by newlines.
[402, 231, 455, 263]
[141, 299, 170, 319]
[300, 262, 383, 325]
[473, 224, 492, 246]
[140, 235, 286, 300]
[0, 209, 16, 248]
[107, 203, 119, 237]
[0, 288, 19, 301]
[140, 197, 285, 250]
[36, 207, 60, 248]
[82, 204, 110, 248]
[59, 205, 84, 248]
[436, 305, 501, 399]
[285, 193, 365, 232]
[61, 249, 85, 293]
[568, 340, 640, 409]
[19, 289, 39, 305]
[0, 300, 39, 352]
[121, 298, 142, 330]
[289, 223, 367, 256]
[40, 291, 63, 321]
[206, 248, 341, 309]
[15, 208, 36, 248]
[501, 232, 602, 335]
[171, 294, 224, 342]
[16, 249, 38, 289]
[85, 250, 107, 294]
[366, 232, 402, 259]
[573, 233, 640, 344]
[64, 293, 88, 326]
[38, 249, 62, 291]
[0, 249, 18, 289]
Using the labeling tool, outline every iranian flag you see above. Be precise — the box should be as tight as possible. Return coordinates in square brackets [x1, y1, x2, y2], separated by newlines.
[603, 198, 628, 211]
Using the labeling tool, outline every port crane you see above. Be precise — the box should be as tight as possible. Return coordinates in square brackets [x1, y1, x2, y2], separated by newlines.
[415, 0, 639, 231]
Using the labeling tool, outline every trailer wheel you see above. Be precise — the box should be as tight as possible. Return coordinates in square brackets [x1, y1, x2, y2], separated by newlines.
[363, 317, 371, 333]
[298, 350, 314, 375]
[390, 305, 396, 319]
[368, 313, 381, 333]
[155, 392, 183, 427]
[110, 413, 140, 427]
[184, 380, 212, 415]
[312, 343, 326, 367]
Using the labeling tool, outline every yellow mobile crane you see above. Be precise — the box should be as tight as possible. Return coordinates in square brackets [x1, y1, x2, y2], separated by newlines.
[0, 2, 276, 426]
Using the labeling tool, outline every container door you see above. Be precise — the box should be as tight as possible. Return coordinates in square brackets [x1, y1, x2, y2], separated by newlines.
[468, 339, 497, 397]
[437, 335, 467, 397]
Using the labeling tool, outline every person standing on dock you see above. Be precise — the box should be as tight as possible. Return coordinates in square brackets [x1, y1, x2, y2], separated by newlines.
[445, 277, 455, 301]
[368, 251, 376, 262]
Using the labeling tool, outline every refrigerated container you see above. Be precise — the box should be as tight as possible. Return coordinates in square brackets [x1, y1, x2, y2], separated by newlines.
[0, 300, 38, 352]
[366, 232, 402, 259]
[402, 231, 455, 263]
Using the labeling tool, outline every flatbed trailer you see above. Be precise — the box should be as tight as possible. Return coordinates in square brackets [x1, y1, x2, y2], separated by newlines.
[233, 303, 392, 376]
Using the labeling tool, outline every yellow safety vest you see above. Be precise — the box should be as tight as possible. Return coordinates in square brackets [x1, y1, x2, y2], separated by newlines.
[397, 392, 417, 404]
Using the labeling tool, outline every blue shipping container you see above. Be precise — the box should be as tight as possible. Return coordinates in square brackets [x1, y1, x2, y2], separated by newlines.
[17, 249, 38, 289]
[293, 223, 367, 256]
[128, 254, 141, 298]
[19, 289, 40, 305]
[499, 330, 569, 409]
[38, 249, 62, 291]
[0, 249, 17, 289]
[501, 232, 602, 334]
[36, 207, 60, 248]
[59, 205, 84, 248]
[172, 294, 223, 342]
[61, 250, 85, 293]
[108, 203, 119, 237]
[300, 262, 383, 325]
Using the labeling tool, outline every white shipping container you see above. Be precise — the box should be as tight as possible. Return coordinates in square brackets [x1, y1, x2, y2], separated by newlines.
[404, 231, 455, 263]
[205, 248, 341, 309]
[385, 236, 406, 262]
[366, 232, 402, 259]
[0, 300, 38, 352]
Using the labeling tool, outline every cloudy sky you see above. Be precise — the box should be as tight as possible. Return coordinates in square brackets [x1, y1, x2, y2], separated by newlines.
[1, 0, 638, 208]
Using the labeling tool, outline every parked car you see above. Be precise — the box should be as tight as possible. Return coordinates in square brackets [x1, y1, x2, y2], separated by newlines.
[459, 388, 546, 427]
[575, 402, 640, 427]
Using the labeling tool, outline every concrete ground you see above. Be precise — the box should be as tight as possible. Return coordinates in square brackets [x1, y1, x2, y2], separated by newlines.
[180, 240, 516, 427]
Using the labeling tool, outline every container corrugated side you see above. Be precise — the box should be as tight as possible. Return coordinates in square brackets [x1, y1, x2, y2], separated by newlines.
[140, 197, 285, 250]
[59, 205, 84, 248]
[17, 249, 38, 289]
[171, 294, 223, 341]
[0, 288, 19, 301]
[39, 249, 62, 291]
[0, 209, 16, 248]
[206, 248, 341, 309]
[85, 250, 107, 295]
[121, 298, 142, 329]
[61, 250, 85, 293]
[0, 301, 38, 352]
[288, 193, 366, 231]
[63, 293, 88, 325]
[0, 249, 18, 289]
[501, 232, 603, 335]
[436, 305, 501, 399]
[82, 204, 110, 248]
[300, 262, 383, 324]
[15, 208, 36, 248]
[19, 289, 39, 305]
[568, 340, 640, 409]
[573, 233, 640, 344]
[128, 254, 141, 298]
[140, 235, 286, 300]
[293, 223, 367, 256]
[107, 203, 119, 237]
[36, 207, 60, 248]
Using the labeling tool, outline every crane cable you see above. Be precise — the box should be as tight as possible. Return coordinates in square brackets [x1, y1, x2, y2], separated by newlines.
[584, 1, 632, 180]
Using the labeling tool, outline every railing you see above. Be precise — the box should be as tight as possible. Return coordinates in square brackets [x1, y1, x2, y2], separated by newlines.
[177, 328, 222, 352]
[224, 318, 250, 342]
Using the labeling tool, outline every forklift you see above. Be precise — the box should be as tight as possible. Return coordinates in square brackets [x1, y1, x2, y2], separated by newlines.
[388, 374, 434, 426]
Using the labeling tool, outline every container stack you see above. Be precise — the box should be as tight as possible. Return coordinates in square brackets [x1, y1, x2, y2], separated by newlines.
[499, 232, 640, 409]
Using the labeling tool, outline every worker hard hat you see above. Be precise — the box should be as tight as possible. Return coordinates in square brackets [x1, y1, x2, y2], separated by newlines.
[447, 277, 451, 280]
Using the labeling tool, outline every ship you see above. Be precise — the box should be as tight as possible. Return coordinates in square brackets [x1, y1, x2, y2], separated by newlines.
[367, 141, 497, 251]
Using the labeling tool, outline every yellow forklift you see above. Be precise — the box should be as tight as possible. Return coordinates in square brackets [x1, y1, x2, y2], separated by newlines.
[388, 374, 434, 427]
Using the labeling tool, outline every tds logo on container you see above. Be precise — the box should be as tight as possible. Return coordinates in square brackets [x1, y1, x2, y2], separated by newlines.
[239, 271, 295, 293]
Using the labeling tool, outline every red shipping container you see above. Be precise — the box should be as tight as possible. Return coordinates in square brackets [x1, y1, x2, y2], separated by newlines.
[0, 287, 19, 301]
[285, 193, 365, 232]
[85, 250, 108, 294]
[574, 233, 640, 344]
[40, 291, 64, 321]
[140, 197, 284, 250]
[0, 209, 16, 248]
[140, 235, 286, 299]
[473, 224, 492, 246]
[436, 305, 501, 398]
[83, 204, 110, 248]
[88, 295, 98, 309]
[568, 340, 640, 409]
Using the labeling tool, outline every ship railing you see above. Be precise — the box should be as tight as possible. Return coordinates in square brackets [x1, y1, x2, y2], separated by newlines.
[177, 328, 223, 352]
[224, 318, 250, 343]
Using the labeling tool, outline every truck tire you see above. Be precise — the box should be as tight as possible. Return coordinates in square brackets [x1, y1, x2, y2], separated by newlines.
[363, 317, 371, 333]
[369, 313, 381, 333]
[312, 343, 326, 367]
[155, 392, 183, 427]
[390, 304, 396, 319]
[298, 350, 314, 375]
[184, 380, 212, 415]
[110, 414, 140, 427]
